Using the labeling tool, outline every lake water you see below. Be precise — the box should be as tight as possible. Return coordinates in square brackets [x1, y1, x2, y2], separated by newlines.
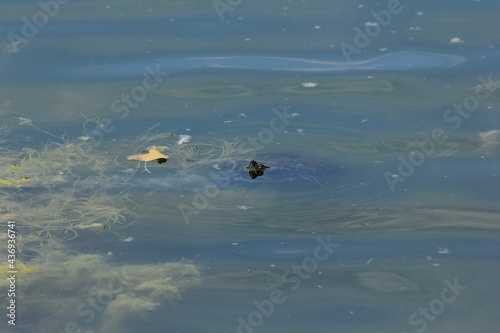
[1, 1, 499, 332]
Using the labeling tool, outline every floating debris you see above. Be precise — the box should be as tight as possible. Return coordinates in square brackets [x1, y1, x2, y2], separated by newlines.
[438, 247, 451, 254]
[77, 136, 91, 142]
[176, 134, 191, 145]
[127, 146, 169, 173]
[246, 160, 269, 179]
[18, 117, 32, 125]
[449, 36, 464, 44]
[75, 222, 105, 230]
[479, 129, 500, 149]
[127, 146, 168, 163]
[301, 82, 318, 88]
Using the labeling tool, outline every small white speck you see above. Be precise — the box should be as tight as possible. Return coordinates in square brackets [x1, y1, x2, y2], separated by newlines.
[122, 237, 134, 242]
[176, 134, 191, 145]
[416, 11, 424, 16]
[365, 21, 379, 27]
[450, 36, 464, 44]
[237, 205, 252, 210]
[366, 258, 373, 264]
[224, 120, 232, 123]
[438, 247, 451, 254]
[18, 117, 32, 125]
[301, 82, 318, 88]
[291, 112, 299, 118]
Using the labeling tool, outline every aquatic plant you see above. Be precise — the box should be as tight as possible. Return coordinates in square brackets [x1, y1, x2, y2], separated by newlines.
[130, 125, 256, 171]
[0, 117, 140, 252]
[0, 140, 111, 189]
[161, 138, 256, 176]
[1, 185, 134, 258]
[18, 117, 66, 142]
[0, 120, 205, 332]
[3, 250, 199, 332]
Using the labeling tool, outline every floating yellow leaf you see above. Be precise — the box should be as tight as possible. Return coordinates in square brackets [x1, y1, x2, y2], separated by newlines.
[127, 146, 168, 164]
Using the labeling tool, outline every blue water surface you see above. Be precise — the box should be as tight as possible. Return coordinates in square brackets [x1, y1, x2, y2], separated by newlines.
[1, 1, 499, 332]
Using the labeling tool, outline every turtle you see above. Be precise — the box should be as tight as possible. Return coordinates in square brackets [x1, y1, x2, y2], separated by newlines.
[210, 152, 340, 187]
[245, 160, 269, 179]
[130, 151, 382, 201]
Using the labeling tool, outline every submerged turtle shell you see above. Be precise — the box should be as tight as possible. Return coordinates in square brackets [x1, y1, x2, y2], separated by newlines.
[214, 152, 340, 185]
[130, 150, 384, 203]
